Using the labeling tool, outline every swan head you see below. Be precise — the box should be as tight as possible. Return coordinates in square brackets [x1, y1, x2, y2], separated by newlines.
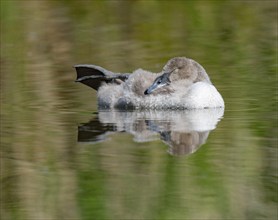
[144, 57, 211, 95]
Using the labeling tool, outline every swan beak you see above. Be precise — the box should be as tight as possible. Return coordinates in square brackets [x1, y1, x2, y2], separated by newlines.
[144, 68, 175, 95]
[144, 84, 157, 95]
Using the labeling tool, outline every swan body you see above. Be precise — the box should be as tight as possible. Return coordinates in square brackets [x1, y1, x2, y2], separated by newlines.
[75, 57, 224, 110]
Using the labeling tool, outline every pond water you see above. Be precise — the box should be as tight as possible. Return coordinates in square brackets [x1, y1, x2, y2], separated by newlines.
[1, 1, 277, 220]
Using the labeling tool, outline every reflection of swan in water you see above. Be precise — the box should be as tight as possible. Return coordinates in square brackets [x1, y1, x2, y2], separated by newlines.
[160, 130, 209, 155]
[78, 108, 224, 156]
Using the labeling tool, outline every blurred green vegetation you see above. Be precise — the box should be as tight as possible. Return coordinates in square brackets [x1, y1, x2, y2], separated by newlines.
[1, 1, 277, 220]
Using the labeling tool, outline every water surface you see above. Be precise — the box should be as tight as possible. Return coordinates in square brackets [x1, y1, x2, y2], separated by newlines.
[1, 1, 277, 220]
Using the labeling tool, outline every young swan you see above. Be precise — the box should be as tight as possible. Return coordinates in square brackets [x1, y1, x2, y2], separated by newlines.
[75, 57, 224, 109]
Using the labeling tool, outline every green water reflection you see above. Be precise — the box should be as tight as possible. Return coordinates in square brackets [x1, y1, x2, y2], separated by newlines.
[1, 1, 277, 220]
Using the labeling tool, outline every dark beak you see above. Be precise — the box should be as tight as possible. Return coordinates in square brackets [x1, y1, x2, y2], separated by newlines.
[144, 88, 151, 95]
[144, 69, 175, 95]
